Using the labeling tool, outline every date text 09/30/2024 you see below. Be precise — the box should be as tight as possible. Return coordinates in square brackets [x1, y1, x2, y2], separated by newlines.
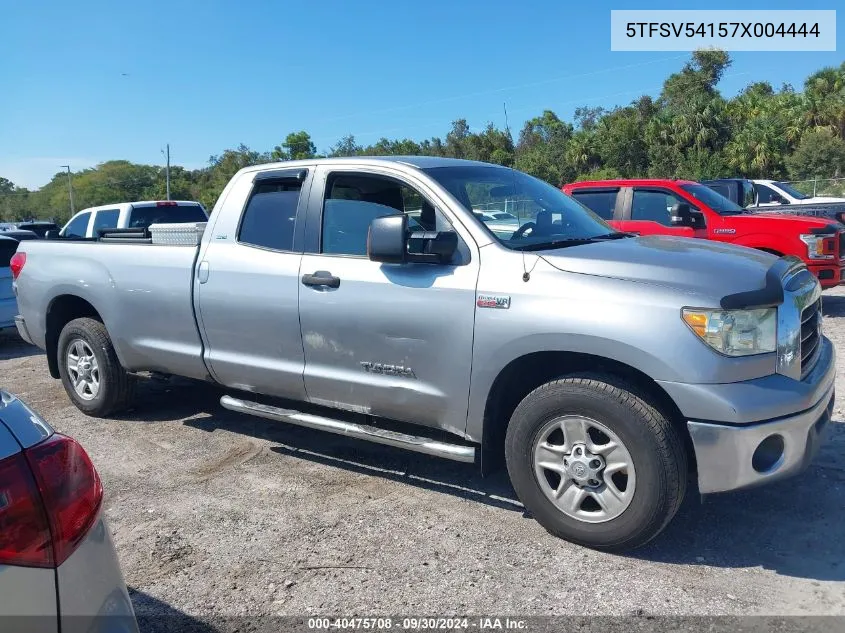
[307, 617, 528, 630]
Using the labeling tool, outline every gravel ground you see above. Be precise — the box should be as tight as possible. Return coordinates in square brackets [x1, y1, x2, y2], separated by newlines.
[2, 289, 845, 624]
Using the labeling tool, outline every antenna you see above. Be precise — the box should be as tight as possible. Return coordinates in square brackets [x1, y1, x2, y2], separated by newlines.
[503, 102, 512, 139]
[503, 102, 534, 282]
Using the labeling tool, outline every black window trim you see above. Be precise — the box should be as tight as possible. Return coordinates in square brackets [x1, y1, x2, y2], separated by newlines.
[234, 168, 310, 254]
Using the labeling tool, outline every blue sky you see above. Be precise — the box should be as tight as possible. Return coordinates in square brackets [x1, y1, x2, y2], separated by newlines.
[0, 0, 841, 188]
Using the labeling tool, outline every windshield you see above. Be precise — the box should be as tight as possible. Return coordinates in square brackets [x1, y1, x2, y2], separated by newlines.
[422, 165, 616, 250]
[680, 183, 745, 214]
[776, 182, 810, 200]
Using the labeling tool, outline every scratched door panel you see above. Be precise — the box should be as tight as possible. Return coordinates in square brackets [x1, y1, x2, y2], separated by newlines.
[298, 254, 477, 435]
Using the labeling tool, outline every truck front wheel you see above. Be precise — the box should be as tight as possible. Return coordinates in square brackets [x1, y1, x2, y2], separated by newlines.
[505, 374, 686, 551]
[57, 317, 136, 417]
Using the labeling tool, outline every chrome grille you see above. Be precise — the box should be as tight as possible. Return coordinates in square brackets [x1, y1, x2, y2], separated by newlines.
[800, 298, 822, 377]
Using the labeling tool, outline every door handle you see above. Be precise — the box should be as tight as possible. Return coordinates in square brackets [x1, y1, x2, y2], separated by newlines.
[198, 260, 210, 284]
[301, 270, 340, 288]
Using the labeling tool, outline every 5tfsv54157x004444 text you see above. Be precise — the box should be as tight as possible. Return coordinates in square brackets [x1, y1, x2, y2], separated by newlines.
[625, 22, 821, 39]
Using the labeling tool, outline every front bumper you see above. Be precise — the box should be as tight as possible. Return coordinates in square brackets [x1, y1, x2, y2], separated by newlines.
[659, 335, 836, 494]
[687, 383, 833, 494]
[806, 260, 844, 289]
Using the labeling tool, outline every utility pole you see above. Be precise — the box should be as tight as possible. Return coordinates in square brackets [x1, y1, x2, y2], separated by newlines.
[60, 165, 75, 215]
[162, 144, 171, 200]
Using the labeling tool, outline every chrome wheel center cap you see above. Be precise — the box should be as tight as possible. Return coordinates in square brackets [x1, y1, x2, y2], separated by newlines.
[565, 443, 605, 487]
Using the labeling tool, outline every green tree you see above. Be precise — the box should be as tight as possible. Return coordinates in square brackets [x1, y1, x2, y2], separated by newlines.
[802, 63, 845, 138]
[514, 110, 574, 184]
[272, 131, 317, 161]
[445, 119, 471, 158]
[593, 102, 650, 177]
[786, 128, 845, 179]
[329, 134, 362, 157]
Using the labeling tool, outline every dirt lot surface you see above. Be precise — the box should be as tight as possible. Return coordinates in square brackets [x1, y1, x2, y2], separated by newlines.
[2, 290, 845, 624]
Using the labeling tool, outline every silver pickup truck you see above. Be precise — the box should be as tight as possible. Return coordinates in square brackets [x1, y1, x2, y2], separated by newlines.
[11, 157, 835, 551]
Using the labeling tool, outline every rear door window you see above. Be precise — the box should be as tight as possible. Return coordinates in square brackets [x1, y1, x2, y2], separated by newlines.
[92, 209, 120, 235]
[238, 182, 302, 251]
[570, 189, 619, 220]
[62, 212, 91, 237]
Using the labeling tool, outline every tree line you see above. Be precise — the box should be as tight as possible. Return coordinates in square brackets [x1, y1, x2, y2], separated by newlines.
[2, 50, 844, 225]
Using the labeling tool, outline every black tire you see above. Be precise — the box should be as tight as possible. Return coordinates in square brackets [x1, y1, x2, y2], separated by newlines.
[57, 317, 136, 417]
[505, 373, 686, 551]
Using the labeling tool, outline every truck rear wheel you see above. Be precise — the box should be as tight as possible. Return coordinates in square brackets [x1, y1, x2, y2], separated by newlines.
[505, 374, 686, 551]
[57, 317, 136, 417]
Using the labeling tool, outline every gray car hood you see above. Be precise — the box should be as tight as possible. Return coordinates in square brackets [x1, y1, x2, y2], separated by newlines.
[539, 235, 777, 300]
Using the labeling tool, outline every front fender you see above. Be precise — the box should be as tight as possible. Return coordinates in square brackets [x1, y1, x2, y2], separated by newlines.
[464, 253, 777, 442]
[729, 232, 796, 257]
[464, 332, 682, 442]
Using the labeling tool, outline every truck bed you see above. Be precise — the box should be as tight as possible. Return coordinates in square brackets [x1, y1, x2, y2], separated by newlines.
[15, 239, 209, 380]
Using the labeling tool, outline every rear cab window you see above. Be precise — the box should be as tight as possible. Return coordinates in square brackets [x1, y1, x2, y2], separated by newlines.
[128, 203, 208, 230]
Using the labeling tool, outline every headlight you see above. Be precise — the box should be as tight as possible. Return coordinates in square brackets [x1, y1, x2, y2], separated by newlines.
[799, 233, 836, 260]
[682, 308, 776, 356]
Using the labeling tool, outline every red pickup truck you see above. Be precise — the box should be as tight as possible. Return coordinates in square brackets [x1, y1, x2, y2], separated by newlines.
[563, 179, 844, 289]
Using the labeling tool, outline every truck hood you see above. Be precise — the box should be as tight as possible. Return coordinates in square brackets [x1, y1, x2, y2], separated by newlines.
[539, 235, 778, 299]
[740, 211, 839, 229]
[807, 196, 845, 204]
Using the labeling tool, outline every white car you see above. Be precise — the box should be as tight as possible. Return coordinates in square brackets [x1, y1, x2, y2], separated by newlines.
[60, 200, 208, 238]
[752, 179, 845, 207]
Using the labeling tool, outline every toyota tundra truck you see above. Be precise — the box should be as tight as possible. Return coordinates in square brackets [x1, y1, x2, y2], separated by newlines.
[563, 179, 845, 288]
[11, 158, 835, 551]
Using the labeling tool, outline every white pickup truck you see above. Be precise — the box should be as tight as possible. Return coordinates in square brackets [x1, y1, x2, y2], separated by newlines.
[59, 200, 208, 238]
[753, 180, 845, 207]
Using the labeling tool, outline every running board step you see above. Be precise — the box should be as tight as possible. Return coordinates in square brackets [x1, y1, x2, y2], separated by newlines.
[219, 395, 476, 463]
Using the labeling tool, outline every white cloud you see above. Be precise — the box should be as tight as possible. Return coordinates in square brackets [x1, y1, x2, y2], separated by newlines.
[0, 157, 100, 190]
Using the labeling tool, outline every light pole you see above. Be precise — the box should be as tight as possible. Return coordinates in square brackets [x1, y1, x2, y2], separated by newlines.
[161, 144, 171, 200]
[60, 165, 75, 215]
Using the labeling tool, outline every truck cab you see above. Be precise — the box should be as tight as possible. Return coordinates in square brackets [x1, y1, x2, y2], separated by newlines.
[59, 200, 208, 238]
[564, 179, 845, 289]
[753, 179, 845, 207]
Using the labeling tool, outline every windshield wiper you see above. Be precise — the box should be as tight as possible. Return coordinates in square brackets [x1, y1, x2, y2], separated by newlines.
[592, 232, 637, 240]
[510, 232, 637, 251]
[510, 233, 635, 251]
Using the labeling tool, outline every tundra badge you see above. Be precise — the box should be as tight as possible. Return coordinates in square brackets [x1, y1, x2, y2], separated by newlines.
[360, 362, 416, 379]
